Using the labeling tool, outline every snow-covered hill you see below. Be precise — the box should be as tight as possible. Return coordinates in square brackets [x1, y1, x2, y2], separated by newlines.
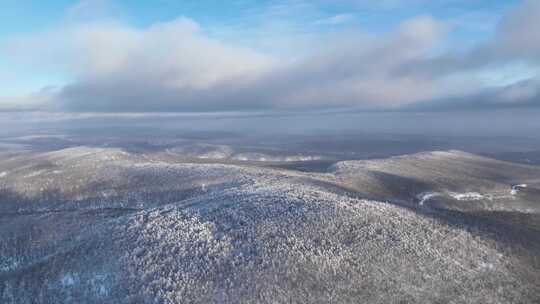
[1, 148, 539, 303]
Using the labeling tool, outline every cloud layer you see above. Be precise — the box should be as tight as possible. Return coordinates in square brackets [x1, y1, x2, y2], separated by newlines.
[2, 0, 539, 112]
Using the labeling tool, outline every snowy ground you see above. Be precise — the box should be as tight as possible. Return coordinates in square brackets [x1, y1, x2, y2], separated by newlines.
[1, 146, 540, 303]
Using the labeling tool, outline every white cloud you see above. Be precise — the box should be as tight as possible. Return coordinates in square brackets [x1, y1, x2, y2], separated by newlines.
[2, 0, 539, 112]
[4, 14, 452, 112]
[9, 17, 275, 88]
[493, 0, 540, 61]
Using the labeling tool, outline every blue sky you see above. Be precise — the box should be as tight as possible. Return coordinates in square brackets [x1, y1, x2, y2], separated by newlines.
[0, 1, 515, 34]
[0, 0, 538, 112]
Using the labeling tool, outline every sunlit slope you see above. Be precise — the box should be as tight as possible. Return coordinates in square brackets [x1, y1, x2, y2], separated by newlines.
[332, 150, 540, 213]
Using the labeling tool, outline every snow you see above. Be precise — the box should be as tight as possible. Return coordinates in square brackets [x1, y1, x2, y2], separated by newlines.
[449, 192, 485, 201]
[97, 284, 108, 297]
[61, 273, 77, 287]
[416, 192, 441, 206]
[0, 171, 7, 178]
[511, 184, 528, 195]
[166, 144, 234, 160]
[91, 273, 110, 297]
[0, 258, 19, 272]
[417, 191, 489, 204]
[233, 152, 321, 162]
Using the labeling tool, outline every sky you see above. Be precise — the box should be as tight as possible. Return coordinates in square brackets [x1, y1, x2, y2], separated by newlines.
[0, 0, 539, 113]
